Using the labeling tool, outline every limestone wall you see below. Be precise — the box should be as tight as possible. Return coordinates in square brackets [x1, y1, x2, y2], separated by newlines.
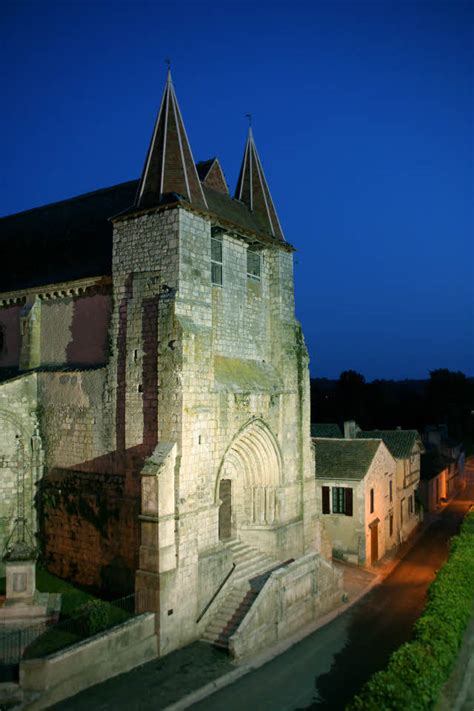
[37, 370, 110, 470]
[316, 477, 366, 563]
[40, 294, 110, 366]
[363, 442, 397, 563]
[229, 553, 343, 659]
[110, 206, 318, 652]
[0, 373, 42, 575]
[20, 613, 157, 710]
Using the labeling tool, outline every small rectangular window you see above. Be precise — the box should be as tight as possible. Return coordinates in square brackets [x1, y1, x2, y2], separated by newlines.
[389, 514, 393, 537]
[211, 235, 223, 286]
[322, 486, 330, 514]
[370, 488, 374, 514]
[389, 480, 393, 503]
[331, 486, 352, 515]
[247, 249, 261, 280]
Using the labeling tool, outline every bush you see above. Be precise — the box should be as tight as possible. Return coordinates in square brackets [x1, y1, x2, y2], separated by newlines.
[347, 510, 474, 710]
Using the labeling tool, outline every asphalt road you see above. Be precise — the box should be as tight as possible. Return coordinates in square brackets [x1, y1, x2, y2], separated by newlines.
[192, 472, 474, 711]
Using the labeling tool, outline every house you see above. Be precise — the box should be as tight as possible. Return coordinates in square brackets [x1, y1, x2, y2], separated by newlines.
[0, 70, 341, 656]
[314, 437, 397, 566]
[423, 425, 465, 495]
[354, 426, 423, 541]
[418, 450, 452, 511]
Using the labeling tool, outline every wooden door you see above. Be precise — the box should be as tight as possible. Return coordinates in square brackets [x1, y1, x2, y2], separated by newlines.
[370, 522, 378, 564]
[219, 479, 232, 540]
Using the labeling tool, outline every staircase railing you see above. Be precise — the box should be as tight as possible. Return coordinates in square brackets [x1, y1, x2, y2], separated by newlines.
[196, 563, 235, 624]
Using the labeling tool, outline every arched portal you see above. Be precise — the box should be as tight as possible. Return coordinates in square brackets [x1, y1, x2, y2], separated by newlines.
[215, 419, 282, 540]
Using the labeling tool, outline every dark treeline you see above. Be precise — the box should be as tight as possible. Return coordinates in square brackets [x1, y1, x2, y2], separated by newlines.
[311, 369, 474, 451]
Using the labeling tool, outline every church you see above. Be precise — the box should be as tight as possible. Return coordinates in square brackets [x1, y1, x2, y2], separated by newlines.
[0, 71, 341, 656]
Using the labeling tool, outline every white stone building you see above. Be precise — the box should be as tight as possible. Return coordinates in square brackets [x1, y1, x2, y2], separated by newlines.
[0, 71, 341, 656]
[314, 437, 398, 565]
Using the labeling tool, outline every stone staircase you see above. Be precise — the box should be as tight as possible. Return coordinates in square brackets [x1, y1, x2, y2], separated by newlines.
[201, 540, 282, 650]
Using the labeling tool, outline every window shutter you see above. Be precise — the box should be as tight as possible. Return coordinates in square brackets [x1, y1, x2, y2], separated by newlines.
[322, 486, 330, 514]
[345, 488, 353, 517]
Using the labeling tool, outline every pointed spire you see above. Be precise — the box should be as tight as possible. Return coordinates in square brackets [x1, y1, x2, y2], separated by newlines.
[234, 127, 285, 241]
[136, 70, 208, 210]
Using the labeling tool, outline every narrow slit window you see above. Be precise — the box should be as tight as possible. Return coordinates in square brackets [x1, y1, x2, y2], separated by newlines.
[211, 235, 223, 286]
[247, 249, 261, 280]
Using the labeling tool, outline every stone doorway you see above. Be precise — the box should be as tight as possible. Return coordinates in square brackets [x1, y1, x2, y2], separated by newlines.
[219, 479, 232, 540]
[215, 419, 283, 545]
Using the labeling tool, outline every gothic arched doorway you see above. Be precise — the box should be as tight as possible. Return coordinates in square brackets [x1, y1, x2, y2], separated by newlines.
[216, 419, 282, 541]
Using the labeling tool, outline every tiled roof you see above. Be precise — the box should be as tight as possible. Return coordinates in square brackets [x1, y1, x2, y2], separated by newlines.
[357, 429, 419, 459]
[196, 158, 229, 195]
[314, 438, 381, 480]
[136, 70, 207, 211]
[0, 176, 290, 293]
[311, 423, 342, 438]
[235, 127, 285, 241]
[0, 181, 137, 292]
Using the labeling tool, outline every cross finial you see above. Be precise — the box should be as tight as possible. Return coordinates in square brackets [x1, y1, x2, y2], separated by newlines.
[245, 113, 252, 127]
[165, 57, 171, 70]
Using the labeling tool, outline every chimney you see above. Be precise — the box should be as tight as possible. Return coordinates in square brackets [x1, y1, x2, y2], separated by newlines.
[344, 421, 359, 439]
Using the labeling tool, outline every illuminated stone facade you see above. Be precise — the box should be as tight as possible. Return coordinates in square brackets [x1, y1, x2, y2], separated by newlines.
[0, 71, 342, 654]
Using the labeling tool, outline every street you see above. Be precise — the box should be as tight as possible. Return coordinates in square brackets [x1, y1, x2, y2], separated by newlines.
[192, 469, 474, 711]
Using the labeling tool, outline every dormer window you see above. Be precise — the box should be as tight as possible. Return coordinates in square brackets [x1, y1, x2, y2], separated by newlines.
[247, 249, 261, 281]
[211, 234, 223, 286]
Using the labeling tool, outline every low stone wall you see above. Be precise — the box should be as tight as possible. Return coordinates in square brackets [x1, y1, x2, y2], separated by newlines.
[20, 613, 157, 710]
[229, 553, 343, 659]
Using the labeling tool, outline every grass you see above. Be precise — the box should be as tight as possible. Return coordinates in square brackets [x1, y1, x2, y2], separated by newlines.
[2, 565, 134, 660]
[35, 566, 97, 616]
[23, 599, 133, 659]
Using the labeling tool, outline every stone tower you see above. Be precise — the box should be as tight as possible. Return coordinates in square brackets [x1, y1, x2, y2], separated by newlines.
[107, 71, 323, 654]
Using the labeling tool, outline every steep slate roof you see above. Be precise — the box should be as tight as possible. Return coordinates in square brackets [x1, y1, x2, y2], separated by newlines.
[0, 177, 289, 293]
[196, 158, 229, 195]
[136, 69, 208, 211]
[357, 429, 419, 459]
[1, 72, 290, 293]
[235, 127, 285, 241]
[311, 423, 342, 438]
[0, 181, 137, 292]
[314, 438, 381, 480]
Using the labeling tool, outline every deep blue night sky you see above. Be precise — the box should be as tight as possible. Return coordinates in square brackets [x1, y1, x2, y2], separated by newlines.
[2, 0, 473, 380]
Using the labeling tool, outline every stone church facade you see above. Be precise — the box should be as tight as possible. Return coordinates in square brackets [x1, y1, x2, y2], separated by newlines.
[0, 71, 341, 655]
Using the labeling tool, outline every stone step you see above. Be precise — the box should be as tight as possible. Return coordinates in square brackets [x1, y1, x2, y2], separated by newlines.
[233, 561, 275, 583]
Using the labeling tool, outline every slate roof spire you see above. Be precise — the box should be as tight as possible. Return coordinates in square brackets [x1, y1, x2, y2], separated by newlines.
[136, 69, 208, 210]
[234, 127, 285, 241]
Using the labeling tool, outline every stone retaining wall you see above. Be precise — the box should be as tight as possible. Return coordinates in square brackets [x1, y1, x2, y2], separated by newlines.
[229, 553, 343, 659]
[20, 613, 157, 710]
